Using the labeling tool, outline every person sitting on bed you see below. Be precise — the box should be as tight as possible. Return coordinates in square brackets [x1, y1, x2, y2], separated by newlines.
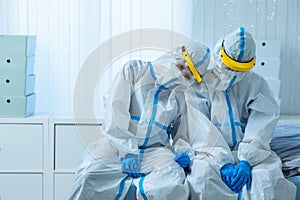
[68, 41, 211, 200]
[178, 27, 297, 200]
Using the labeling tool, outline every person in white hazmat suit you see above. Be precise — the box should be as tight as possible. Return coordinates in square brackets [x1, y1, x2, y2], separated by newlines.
[178, 27, 297, 200]
[68, 41, 211, 200]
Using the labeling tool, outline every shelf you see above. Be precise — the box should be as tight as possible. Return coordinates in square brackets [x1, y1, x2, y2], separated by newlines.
[279, 115, 300, 125]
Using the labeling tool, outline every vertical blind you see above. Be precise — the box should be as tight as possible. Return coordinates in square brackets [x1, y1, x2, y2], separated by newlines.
[0, 0, 193, 115]
[0, 0, 300, 115]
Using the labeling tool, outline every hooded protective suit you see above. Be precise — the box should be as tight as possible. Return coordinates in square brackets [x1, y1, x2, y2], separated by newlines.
[68, 41, 211, 200]
[182, 27, 297, 200]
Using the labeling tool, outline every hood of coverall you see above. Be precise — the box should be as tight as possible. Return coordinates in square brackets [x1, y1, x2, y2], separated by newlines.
[185, 41, 211, 76]
[204, 27, 256, 91]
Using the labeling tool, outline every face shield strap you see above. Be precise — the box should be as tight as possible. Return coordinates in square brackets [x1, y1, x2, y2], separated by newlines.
[181, 46, 202, 83]
[220, 41, 255, 72]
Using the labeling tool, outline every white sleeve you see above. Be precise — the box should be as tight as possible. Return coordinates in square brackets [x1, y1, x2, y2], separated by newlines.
[238, 80, 280, 166]
[103, 60, 148, 156]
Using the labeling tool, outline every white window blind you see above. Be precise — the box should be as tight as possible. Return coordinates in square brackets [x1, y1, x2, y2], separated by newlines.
[0, 0, 193, 115]
[1, 0, 300, 115]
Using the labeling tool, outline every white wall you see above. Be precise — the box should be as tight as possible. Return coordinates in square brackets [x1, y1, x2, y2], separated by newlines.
[192, 0, 300, 115]
[0, 0, 300, 115]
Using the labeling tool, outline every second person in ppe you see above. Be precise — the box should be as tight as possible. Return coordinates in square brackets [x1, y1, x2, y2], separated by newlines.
[178, 27, 297, 200]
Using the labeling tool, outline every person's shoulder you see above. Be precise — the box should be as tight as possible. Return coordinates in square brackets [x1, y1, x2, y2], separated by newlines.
[122, 60, 149, 74]
[242, 71, 267, 85]
[122, 60, 149, 82]
[123, 60, 146, 70]
[238, 71, 272, 95]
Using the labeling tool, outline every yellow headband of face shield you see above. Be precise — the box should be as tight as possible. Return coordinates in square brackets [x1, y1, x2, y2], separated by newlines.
[181, 46, 202, 83]
[220, 42, 255, 72]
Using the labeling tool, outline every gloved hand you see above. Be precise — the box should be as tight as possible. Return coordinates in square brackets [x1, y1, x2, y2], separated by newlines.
[220, 163, 235, 191]
[231, 160, 252, 193]
[174, 151, 190, 168]
[121, 154, 141, 178]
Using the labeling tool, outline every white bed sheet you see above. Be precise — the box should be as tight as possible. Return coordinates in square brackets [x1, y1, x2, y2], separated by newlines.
[276, 115, 300, 199]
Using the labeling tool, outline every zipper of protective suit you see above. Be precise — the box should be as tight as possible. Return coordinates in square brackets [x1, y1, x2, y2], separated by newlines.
[224, 76, 237, 148]
[115, 61, 177, 200]
[224, 76, 242, 199]
[138, 61, 178, 200]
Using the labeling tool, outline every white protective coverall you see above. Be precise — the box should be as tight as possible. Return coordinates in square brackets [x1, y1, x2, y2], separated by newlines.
[180, 27, 297, 200]
[68, 41, 211, 200]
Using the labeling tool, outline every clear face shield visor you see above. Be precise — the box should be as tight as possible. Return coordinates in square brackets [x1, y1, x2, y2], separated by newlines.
[203, 62, 242, 91]
[170, 57, 196, 86]
[171, 45, 211, 85]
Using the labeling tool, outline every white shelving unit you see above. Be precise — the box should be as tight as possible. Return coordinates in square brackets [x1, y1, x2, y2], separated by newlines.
[0, 114, 299, 199]
[254, 40, 281, 105]
[0, 115, 103, 200]
[0, 115, 48, 200]
[49, 116, 102, 200]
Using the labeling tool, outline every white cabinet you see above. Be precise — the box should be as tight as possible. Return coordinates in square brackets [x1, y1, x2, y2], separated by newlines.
[54, 174, 76, 200]
[0, 124, 42, 171]
[0, 116, 48, 200]
[51, 118, 102, 200]
[0, 174, 43, 200]
[54, 124, 102, 171]
[0, 115, 299, 199]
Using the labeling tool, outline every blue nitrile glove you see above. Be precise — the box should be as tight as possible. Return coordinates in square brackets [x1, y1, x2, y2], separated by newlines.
[174, 151, 190, 168]
[231, 160, 252, 193]
[121, 154, 141, 178]
[220, 163, 235, 191]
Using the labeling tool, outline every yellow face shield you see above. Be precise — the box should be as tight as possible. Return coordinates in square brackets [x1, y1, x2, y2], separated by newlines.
[181, 46, 202, 83]
[220, 42, 255, 72]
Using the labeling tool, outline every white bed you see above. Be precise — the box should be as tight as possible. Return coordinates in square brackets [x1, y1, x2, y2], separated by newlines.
[272, 115, 300, 200]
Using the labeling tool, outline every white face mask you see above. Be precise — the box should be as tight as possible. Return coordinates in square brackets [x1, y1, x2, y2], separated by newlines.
[204, 62, 245, 91]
